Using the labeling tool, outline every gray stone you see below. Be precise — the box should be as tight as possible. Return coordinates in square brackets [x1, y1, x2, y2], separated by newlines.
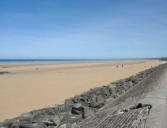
[10, 122, 47, 128]
[71, 104, 84, 116]
[89, 95, 105, 109]
[33, 115, 60, 127]
[64, 99, 73, 111]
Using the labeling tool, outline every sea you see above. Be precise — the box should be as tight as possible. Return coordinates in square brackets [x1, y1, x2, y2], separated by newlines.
[0, 59, 138, 63]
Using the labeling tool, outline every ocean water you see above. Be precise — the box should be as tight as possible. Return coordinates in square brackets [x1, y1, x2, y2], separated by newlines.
[0, 59, 134, 63]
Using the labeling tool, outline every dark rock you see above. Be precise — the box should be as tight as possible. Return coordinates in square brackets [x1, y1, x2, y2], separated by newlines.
[78, 96, 91, 107]
[71, 104, 84, 116]
[10, 122, 47, 128]
[89, 95, 105, 109]
[83, 107, 95, 119]
[61, 113, 82, 124]
[33, 115, 60, 127]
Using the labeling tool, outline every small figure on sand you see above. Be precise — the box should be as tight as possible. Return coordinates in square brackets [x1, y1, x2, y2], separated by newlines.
[122, 64, 124, 68]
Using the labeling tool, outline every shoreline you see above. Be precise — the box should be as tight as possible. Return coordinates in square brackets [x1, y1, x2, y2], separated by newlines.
[0, 58, 154, 62]
[1, 63, 166, 128]
[1, 60, 149, 74]
[0, 60, 164, 121]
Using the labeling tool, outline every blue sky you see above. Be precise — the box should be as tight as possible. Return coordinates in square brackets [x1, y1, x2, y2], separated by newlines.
[0, 0, 167, 59]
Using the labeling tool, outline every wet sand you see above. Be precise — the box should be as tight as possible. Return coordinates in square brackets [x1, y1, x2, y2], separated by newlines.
[0, 60, 164, 121]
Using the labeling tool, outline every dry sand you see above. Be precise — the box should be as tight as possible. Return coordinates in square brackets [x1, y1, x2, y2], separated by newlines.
[0, 60, 164, 121]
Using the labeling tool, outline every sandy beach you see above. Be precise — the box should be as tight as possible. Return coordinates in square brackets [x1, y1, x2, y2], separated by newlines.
[0, 60, 164, 121]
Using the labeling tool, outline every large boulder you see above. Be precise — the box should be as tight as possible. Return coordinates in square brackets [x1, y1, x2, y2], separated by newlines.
[33, 115, 60, 127]
[71, 104, 84, 116]
[99, 86, 111, 99]
[108, 84, 117, 98]
[89, 95, 105, 109]
[64, 98, 74, 111]
[10, 122, 47, 128]
[71, 103, 96, 119]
